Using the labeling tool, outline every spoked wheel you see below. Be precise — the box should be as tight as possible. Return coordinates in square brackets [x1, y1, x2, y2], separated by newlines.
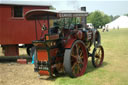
[64, 40, 88, 78]
[92, 45, 104, 67]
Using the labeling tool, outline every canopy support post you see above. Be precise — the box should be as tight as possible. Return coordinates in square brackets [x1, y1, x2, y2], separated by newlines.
[35, 19, 38, 40]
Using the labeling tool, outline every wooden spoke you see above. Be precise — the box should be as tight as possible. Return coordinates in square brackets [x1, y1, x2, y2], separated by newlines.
[79, 50, 83, 58]
[72, 62, 77, 71]
[71, 48, 78, 59]
[92, 45, 104, 68]
[97, 49, 101, 55]
[98, 51, 102, 59]
[64, 40, 88, 77]
[72, 44, 83, 75]
[76, 64, 80, 74]
[95, 58, 100, 65]
[97, 48, 102, 59]
[71, 53, 77, 59]
[76, 44, 80, 56]
[79, 60, 84, 67]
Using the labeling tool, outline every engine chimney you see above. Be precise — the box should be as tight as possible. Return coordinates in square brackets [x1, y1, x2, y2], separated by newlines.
[81, 7, 86, 11]
[81, 6, 87, 27]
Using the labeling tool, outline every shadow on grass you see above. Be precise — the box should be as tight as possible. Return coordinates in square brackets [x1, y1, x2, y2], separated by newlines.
[39, 71, 69, 81]
[39, 61, 108, 81]
[39, 74, 67, 81]
[0, 55, 32, 63]
[86, 60, 108, 74]
[0, 55, 108, 81]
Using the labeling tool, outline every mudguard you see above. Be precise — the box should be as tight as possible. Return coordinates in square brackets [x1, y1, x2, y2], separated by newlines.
[94, 30, 101, 47]
[64, 39, 76, 49]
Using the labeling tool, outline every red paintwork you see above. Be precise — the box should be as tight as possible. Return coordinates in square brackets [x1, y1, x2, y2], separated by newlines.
[4, 44, 19, 56]
[39, 70, 49, 75]
[77, 30, 83, 40]
[40, 29, 48, 40]
[0, 5, 49, 45]
[64, 39, 76, 48]
[37, 50, 48, 61]
[17, 59, 27, 64]
[76, 43, 88, 77]
[50, 48, 58, 57]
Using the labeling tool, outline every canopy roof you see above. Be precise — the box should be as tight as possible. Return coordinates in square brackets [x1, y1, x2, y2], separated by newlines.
[25, 9, 88, 20]
[0, 1, 51, 7]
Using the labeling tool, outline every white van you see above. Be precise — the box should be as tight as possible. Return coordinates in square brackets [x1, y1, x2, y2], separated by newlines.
[87, 23, 94, 29]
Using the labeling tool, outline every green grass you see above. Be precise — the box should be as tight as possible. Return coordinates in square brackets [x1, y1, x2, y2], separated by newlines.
[54, 28, 128, 85]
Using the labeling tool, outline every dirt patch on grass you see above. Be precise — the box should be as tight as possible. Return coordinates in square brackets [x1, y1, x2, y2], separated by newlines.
[0, 47, 54, 85]
[0, 63, 54, 85]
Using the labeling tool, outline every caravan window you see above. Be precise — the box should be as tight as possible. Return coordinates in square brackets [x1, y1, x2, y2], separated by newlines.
[12, 6, 23, 17]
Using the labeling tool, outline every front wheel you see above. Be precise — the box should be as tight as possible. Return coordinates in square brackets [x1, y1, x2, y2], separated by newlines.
[64, 40, 88, 78]
[92, 45, 104, 67]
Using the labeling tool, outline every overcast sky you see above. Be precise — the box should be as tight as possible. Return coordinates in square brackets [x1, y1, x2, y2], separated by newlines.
[1, 0, 128, 16]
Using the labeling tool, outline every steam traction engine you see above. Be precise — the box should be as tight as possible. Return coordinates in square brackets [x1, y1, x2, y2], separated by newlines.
[25, 9, 104, 78]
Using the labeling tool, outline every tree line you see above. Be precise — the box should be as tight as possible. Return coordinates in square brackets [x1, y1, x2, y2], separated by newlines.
[87, 10, 128, 28]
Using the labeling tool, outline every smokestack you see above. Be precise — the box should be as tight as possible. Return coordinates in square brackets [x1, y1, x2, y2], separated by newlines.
[81, 6, 87, 27]
[81, 7, 86, 12]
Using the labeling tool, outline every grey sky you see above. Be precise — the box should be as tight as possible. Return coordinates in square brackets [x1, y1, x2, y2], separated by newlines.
[1, 0, 128, 16]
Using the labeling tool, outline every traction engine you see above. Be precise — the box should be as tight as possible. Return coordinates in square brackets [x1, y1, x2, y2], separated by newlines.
[25, 8, 104, 78]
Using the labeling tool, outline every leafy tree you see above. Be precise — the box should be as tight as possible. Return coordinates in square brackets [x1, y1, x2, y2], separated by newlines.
[109, 15, 114, 21]
[87, 10, 111, 28]
[87, 11, 104, 28]
[103, 14, 111, 25]
[113, 15, 120, 21]
[109, 15, 121, 22]
[50, 6, 56, 10]
[124, 13, 128, 16]
[92, 11, 104, 28]
[87, 12, 93, 23]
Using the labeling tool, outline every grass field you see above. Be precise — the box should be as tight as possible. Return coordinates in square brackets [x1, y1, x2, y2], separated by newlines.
[54, 28, 128, 85]
[0, 28, 128, 85]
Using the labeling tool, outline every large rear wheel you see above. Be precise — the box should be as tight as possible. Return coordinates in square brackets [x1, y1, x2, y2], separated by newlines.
[64, 40, 88, 77]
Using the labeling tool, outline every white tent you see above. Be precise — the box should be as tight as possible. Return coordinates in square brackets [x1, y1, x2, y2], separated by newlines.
[105, 16, 128, 29]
